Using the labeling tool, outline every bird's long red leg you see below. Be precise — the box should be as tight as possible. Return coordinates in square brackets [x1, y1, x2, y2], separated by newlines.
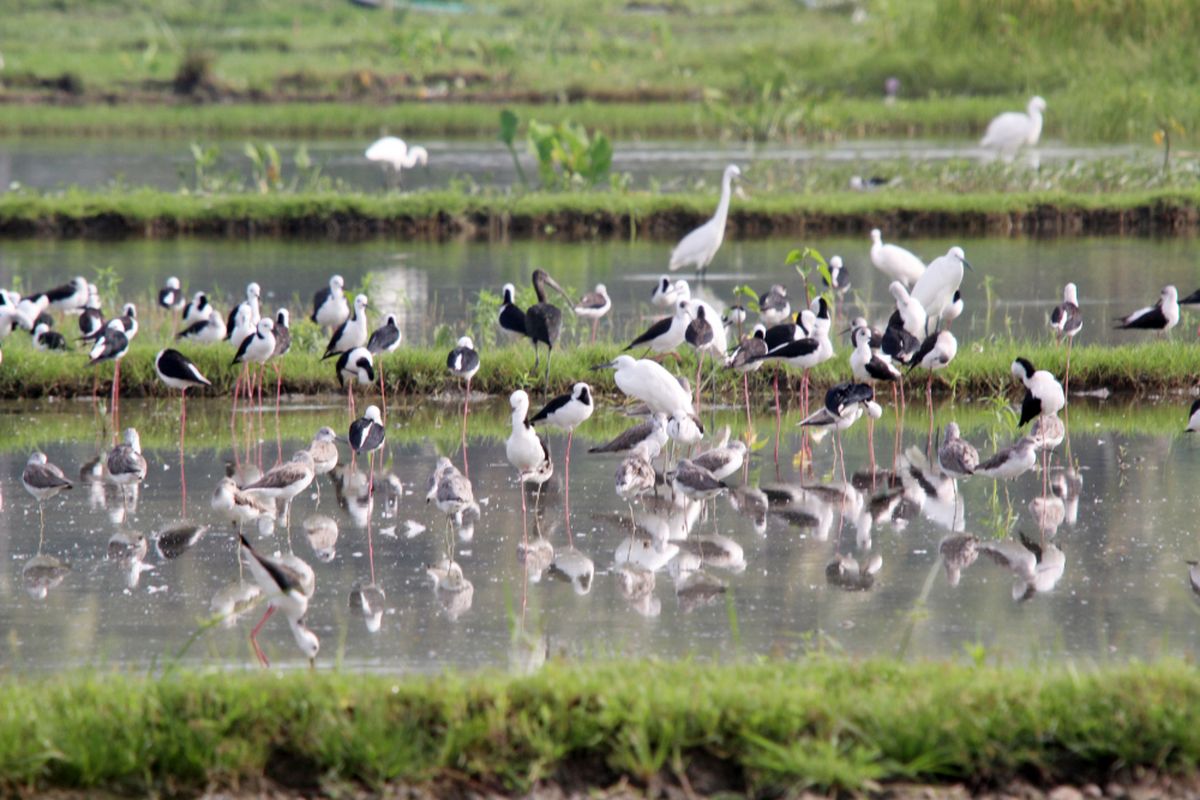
[743, 372, 752, 433]
[462, 376, 471, 480]
[250, 605, 276, 667]
[378, 363, 388, 426]
[180, 388, 188, 515]
[564, 428, 574, 547]
[773, 372, 782, 464]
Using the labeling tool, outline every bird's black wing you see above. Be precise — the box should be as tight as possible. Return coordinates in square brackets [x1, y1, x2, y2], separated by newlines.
[366, 324, 399, 354]
[311, 286, 331, 323]
[1181, 288, 1200, 305]
[231, 331, 256, 365]
[322, 317, 351, 359]
[763, 337, 818, 360]
[905, 332, 939, 373]
[530, 391, 572, 424]
[1116, 303, 1166, 330]
[499, 303, 526, 336]
[1017, 389, 1041, 428]
[624, 315, 672, 350]
[177, 319, 208, 340]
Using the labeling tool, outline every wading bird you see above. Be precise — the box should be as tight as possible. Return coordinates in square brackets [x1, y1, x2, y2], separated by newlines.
[1116, 285, 1178, 336]
[312, 275, 349, 330]
[366, 313, 401, 418]
[239, 533, 319, 668]
[574, 284, 611, 344]
[243, 450, 315, 528]
[335, 346, 375, 419]
[869, 229, 924, 287]
[531, 383, 594, 540]
[669, 164, 741, 276]
[365, 136, 428, 188]
[1049, 283, 1083, 393]
[154, 348, 212, 444]
[524, 269, 575, 388]
[981, 96, 1046, 161]
[506, 389, 554, 524]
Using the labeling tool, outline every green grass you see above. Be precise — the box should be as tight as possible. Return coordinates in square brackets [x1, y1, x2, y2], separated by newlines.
[4, 660, 1200, 794]
[1, 0, 1198, 144]
[3, 184, 1200, 239]
[3, 319, 1199, 403]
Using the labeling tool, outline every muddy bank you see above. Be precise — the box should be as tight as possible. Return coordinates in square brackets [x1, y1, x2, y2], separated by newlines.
[1, 192, 1198, 241]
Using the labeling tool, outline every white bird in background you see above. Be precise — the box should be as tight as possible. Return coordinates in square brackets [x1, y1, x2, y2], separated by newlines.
[869, 229, 925, 287]
[981, 96, 1046, 161]
[669, 164, 741, 275]
[365, 136, 429, 187]
[911, 246, 972, 324]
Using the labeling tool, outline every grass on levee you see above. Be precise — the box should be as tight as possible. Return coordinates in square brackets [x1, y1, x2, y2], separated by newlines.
[2, 660, 1200, 794]
[3, 186, 1200, 240]
[2, 330, 1198, 403]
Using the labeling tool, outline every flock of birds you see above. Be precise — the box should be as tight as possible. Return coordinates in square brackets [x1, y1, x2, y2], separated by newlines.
[6, 148, 1200, 666]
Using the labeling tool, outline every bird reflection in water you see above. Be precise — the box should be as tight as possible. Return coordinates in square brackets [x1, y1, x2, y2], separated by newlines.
[349, 580, 386, 634]
[303, 514, 339, 563]
[426, 558, 474, 621]
[107, 531, 153, 589]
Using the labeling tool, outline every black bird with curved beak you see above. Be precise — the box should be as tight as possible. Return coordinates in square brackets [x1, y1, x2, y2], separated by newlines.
[524, 269, 576, 390]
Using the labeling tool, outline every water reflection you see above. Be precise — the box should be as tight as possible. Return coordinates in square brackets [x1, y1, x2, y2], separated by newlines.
[6, 394, 1200, 672]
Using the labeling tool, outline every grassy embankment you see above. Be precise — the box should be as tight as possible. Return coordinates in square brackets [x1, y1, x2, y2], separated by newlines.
[2, 185, 1198, 239]
[2, 324, 1197, 402]
[2, 0, 1198, 145]
[3, 660, 1200, 795]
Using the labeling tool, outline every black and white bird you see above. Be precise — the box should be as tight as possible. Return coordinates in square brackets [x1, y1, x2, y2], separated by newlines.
[498, 283, 526, 339]
[158, 276, 184, 311]
[1186, 398, 1200, 434]
[33, 323, 67, 352]
[506, 389, 554, 514]
[176, 310, 226, 343]
[941, 290, 964, 329]
[349, 405, 386, 457]
[800, 382, 882, 482]
[1116, 285, 1179, 334]
[1011, 357, 1065, 427]
[31, 276, 88, 313]
[226, 303, 256, 349]
[78, 286, 104, 340]
[758, 284, 791, 327]
[335, 346, 375, 418]
[224, 282, 262, 341]
[889, 281, 928, 339]
[239, 533, 319, 667]
[231, 319, 277, 411]
[937, 422, 978, 479]
[531, 382, 594, 524]
[366, 314, 401, 356]
[312, 274, 349, 329]
[725, 324, 769, 424]
[626, 299, 691, 356]
[154, 348, 212, 432]
[89, 319, 131, 416]
[243, 450, 316, 526]
[447, 335, 480, 430]
[974, 437, 1037, 480]
[881, 310, 920, 367]
[825, 255, 851, 297]
[1049, 282, 1083, 342]
[653, 277, 689, 309]
[524, 269, 575, 386]
[849, 326, 901, 385]
[574, 283, 611, 344]
[181, 291, 213, 326]
[322, 294, 369, 359]
[908, 330, 958, 409]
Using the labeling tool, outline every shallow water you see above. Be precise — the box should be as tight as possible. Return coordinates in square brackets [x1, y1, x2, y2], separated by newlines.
[3, 394, 1200, 674]
[1, 235, 1197, 347]
[0, 136, 1146, 194]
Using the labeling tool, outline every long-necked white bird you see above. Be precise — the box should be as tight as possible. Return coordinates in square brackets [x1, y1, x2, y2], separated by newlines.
[598, 355, 694, 417]
[981, 96, 1046, 161]
[312, 275, 350, 329]
[911, 246, 972, 324]
[239, 533, 319, 668]
[323, 294, 369, 359]
[365, 136, 428, 187]
[1116, 285, 1178, 335]
[506, 390, 553, 520]
[668, 164, 741, 274]
[870, 229, 924, 287]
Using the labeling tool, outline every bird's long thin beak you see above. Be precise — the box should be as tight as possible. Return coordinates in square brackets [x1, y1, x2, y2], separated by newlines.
[336, 436, 349, 444]
[838, 326, 852, 336]
[589, 361, 616, 371]
[544, 275, 576, 315]
[961, 258, 974, 272]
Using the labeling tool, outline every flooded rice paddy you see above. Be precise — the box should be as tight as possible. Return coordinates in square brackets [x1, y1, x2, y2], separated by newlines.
[3, 395, 1199, 674]
[2, 236, 1198, 348]
[0, 137, 1146, 194]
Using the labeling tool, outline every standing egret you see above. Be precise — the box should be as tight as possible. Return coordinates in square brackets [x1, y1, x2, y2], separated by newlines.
[597, 354, 695, 418]
[869, 229, 925, 287]
[668, 164, 741, 275]
[365, 136, 428, 188]
[574, 284, 611, 344]
[1116, 285, 1178, 336]
[981, 96, 1046, 161]
[524, 269, 575, 389]
[911, 246, 972, 324]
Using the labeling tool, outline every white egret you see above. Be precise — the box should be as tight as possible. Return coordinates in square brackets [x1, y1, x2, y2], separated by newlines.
[668, 164, 741, 274]
[981, 96, 1046, 161]
[596, 355, 694, 417]
[365, 136, 428, 187]
[911, 246, 972, 324]
[869, 229, 925, 287]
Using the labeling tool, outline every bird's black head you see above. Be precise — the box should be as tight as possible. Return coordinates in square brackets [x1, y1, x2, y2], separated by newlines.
[1012, 357, 1035, 381]
[656, 277, 670, 295]
[358, 356, 376, 382]
[952, 290, 963, 302]
[577, 385, 592, 406]
[814, 297, 830, 319]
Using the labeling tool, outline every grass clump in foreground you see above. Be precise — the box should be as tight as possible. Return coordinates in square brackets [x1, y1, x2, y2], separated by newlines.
[4, 660, 1200, 794]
